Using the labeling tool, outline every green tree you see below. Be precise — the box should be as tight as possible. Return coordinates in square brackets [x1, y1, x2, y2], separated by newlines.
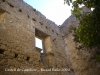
[64, 0, 100, 47]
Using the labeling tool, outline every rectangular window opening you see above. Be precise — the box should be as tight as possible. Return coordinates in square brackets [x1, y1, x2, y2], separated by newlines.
[35, 28, 51, 55]
[35, 37, 44, 53]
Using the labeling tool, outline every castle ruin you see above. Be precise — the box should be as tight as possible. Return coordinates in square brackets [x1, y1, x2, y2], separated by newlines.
[0, 0, 100, 75]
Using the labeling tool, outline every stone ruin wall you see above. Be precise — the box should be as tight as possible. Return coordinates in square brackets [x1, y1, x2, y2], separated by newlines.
[0, 0, 75, 75]
[60, 11, 100, 75]
[1, 0, 100, 75]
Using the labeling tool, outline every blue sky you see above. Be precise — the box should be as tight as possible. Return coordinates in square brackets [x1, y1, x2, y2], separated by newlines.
[23, 0, 72, 53]
[24, 0, 71, 25]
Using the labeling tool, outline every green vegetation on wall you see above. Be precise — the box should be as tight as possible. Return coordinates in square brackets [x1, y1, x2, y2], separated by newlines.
[64, 0, 100, 47]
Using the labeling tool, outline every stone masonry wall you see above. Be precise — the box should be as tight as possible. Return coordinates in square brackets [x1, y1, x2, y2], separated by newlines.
[60, 12, 100, 75]
[0, 0, 74, 75]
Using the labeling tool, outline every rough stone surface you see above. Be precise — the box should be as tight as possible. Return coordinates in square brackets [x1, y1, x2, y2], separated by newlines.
[0, 0, 99, 75]
[60, 7, 100, 75]
[0, 0, 73, 75]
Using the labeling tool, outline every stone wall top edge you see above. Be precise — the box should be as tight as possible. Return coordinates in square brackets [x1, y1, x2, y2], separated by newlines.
[0, 0, 61, 33]
[22, 0, 60, 31]
[5, 0, 59, 27]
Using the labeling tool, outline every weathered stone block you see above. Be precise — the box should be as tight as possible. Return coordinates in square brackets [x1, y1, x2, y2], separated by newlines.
[4, 51, 15, 58]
